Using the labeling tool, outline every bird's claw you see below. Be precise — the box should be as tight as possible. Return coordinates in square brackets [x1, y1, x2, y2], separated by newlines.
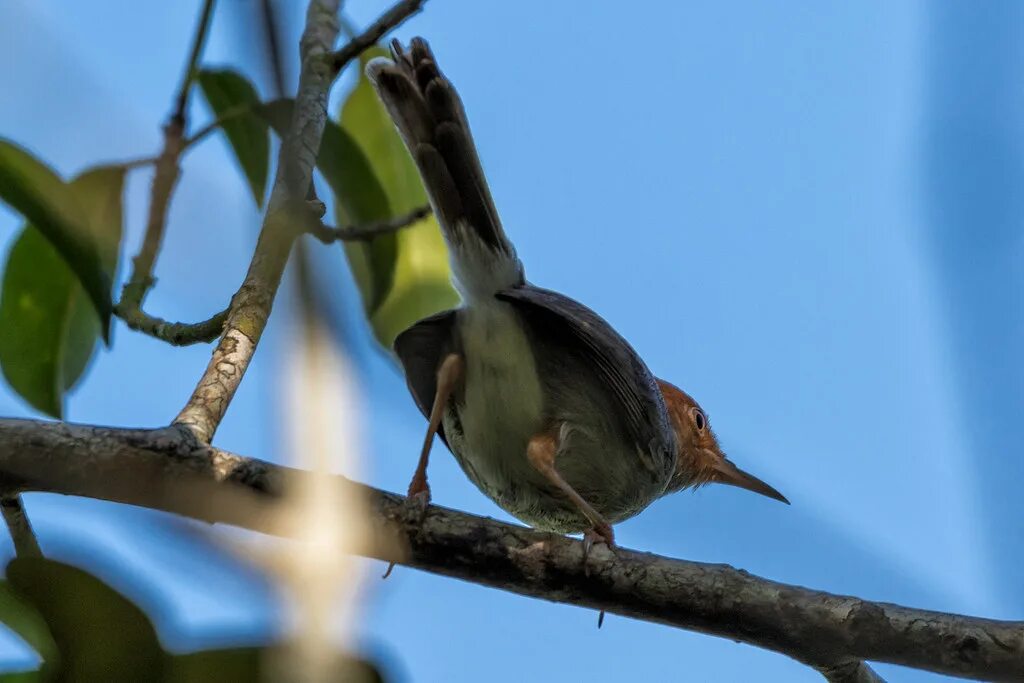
[581, 523, 615, 576]
[382, 485, 432, 581]
[403, 486, 431, 524]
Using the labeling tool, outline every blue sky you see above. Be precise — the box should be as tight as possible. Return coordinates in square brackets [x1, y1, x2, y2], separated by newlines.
[0, 1, 1021, 681]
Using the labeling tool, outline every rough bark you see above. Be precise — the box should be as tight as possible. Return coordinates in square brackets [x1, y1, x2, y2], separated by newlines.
[0, 417, 1020, 682]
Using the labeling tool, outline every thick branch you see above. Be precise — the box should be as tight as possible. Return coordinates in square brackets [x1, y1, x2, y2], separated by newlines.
[0, 417, 1020, 682]
[173, 0, 341, 442]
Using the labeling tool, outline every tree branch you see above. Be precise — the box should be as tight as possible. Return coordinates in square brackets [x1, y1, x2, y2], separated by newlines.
[0, 496, 41, 558]
[116, 0, 219, 340]
[306, 205, 431, 243]
[172, 0, 341, 442]
[0, 416, 1020, 682]
[113, 304, 228, 346]
[330, 0, 428, 74]
[113, 0, 427, 352]
[184, 103, 256, 148]
[110, 104, 254, 172]
[173, 0, 217, 125]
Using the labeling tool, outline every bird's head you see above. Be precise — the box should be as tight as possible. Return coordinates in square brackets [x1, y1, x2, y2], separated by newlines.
[658, 379, 788, 504]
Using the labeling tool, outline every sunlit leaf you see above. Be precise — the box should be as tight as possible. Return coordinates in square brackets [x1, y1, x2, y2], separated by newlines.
[335, 48, 458, 350]
[6, 558, 164, 682]
[198, 69, 269, 207]
[0, 141, 112, 338]
[0, 167, 124, 418]
[0, 581, 58, 680]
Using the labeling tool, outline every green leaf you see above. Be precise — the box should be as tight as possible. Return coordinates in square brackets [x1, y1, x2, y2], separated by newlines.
[6, 558, 165, 683]
[0, 167, 124, 418]
[0, 581, 58, 680]
[198, 69, 269, 207]
[336, 49, 458, 349]
[0, 141, 112, 338]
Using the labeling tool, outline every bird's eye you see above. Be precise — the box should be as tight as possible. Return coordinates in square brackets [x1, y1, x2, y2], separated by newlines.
[691, 407, 707, 431]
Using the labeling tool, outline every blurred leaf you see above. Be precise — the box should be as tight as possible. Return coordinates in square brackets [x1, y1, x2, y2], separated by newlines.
[0, 581, 58, 680]
[166, 648, 261, 682]
[198, 69, 269, 207]
[335, 48, 458, 350]
[0, 167, 124, 418]
[0, 672, 44, 682]
[61, 167, 123, 385]
[167, 647, 387, 682]
[0, 141, 112, 338]
[6, 558, 165, 682]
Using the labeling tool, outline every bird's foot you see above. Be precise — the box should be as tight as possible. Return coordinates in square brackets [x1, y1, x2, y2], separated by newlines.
[581, 523, 615, 576]
[404, 477, 431, 523]
[382, 481, 432, 580]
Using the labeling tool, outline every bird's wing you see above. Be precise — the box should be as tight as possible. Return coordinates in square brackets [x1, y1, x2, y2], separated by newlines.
[496, 285, 674, 458]
[393, 308, 460, 448]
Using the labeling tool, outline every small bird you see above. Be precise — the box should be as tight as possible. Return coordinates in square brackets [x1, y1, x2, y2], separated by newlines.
[368, 38, 786, 549]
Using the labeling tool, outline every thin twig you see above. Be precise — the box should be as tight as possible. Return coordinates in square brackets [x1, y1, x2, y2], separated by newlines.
[0, 416, 1020, 682]
[259, 0, 289, 97]
[307, 205, 430, 243]
[1, 496, 41, 558]
[110, 103, 259, 173]
[173, 0, 217, 125]
[117, 154, 161, 171]
[118, 122, 184, 312]
[113, 304, 228, 346]
[184, 103, 255, 148]
[173, 0, 341, 443]
[117, 0, 219, 334]
[330, 0, 428, 74]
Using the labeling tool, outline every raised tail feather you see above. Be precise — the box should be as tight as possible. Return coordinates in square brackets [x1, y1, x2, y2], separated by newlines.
[366, 38, 523, 300]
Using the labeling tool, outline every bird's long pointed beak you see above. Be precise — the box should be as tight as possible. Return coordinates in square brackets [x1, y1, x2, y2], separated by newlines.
[712, 459, 789, 504]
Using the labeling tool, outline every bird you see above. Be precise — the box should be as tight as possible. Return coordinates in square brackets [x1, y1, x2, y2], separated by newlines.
[367, 38, 787, 550]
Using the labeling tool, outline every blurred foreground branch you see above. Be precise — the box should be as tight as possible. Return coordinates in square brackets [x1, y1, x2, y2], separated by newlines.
[0, 417, 1019, 682]
[0, 496, 41, 558]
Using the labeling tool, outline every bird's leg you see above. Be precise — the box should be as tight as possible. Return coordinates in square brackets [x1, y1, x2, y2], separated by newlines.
[526, 431, 616, 561]
[407, 352, 464, 510]
[384, 353, 463, 580]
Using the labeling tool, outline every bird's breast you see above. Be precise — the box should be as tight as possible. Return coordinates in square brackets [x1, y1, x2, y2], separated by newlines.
[441, 298, 671, 533]
[444, 301, 545, 498]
